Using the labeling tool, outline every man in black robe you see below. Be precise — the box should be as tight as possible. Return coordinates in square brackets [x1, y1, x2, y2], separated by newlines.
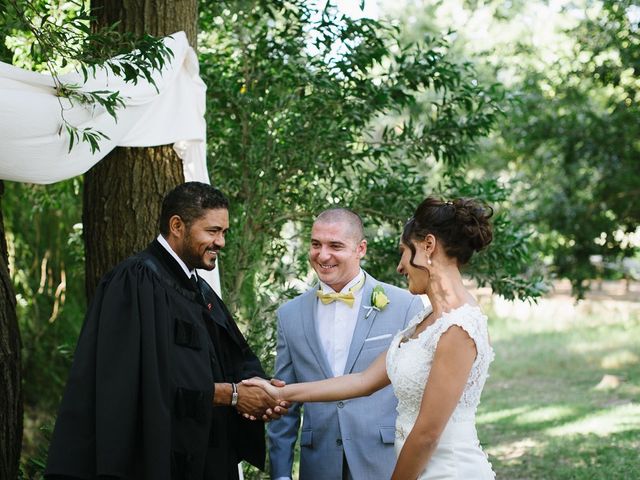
[45, 182, 285, 480]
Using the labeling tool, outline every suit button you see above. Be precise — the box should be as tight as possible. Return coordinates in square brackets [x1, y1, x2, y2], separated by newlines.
[337, 401, 344, 408]
[336, 439, 343, 446]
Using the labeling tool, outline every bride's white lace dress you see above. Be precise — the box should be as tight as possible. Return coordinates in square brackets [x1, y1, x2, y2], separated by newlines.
[386, 304, 496, 479]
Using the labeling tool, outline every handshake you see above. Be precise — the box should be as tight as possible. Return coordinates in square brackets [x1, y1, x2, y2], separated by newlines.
[233, 377, 288, 422]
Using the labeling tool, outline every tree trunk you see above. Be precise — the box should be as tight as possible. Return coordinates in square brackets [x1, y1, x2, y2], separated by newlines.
[83, 147, 185, 297]
[0, 181, 22, 480]
[84, 0, 198, 299]
[91, 0, 197, 45]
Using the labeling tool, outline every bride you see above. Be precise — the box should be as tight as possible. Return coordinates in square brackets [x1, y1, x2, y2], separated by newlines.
[246, 196, 496, 479]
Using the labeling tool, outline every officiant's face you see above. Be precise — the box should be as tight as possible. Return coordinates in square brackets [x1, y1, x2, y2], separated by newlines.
[310, 220, 366, 292]
[180, 208, 229, 271]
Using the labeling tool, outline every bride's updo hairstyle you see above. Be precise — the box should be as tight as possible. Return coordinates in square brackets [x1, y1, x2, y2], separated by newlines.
[402, 197, 493, 268]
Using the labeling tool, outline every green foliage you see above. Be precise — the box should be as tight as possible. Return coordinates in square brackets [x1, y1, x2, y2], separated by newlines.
[200, 1, 534, 362]
[6, 180, 86, 412]
[58, 86, 123, 152]
[384, 0, 640, 298]
[18, 423, 51, 480]
[4, 180, 86, 474]
[358, 171, 548, 301]
[2, 0, 173, 78]
[494, 0, 640, 297]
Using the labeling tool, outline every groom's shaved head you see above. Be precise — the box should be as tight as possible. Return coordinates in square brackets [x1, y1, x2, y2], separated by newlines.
[310, 208, 367, 291]
[314, 208, 365, 243]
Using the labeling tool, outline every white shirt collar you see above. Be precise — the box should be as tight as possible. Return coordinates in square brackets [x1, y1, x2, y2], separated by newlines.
[319, 269, 364, 294]
[157, 234, 196, 279]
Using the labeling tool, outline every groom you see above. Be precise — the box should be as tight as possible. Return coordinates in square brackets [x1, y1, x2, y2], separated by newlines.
[268, 208, 424, 479]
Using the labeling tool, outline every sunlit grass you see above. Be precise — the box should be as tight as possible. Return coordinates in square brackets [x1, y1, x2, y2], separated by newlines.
[600, 350, 640, 369]
[546, 403, 640, 437]
[515, 405, 578, 426]
[477, 294, 640, 479]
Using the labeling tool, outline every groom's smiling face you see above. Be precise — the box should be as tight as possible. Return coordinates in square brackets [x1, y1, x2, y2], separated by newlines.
[309, 220, 366, 292]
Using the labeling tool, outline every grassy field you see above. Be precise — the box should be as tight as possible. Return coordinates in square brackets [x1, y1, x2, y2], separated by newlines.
[477, 288, 640, 480]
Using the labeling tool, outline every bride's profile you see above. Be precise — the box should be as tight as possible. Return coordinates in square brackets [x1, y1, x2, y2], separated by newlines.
[245, 196, 496, 479]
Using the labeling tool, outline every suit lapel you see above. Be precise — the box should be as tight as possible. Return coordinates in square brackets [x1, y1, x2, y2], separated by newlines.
[343, 274, 378, 375]
[301, 287, 334, 379]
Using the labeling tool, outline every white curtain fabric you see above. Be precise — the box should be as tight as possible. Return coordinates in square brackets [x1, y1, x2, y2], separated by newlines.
[0, 31, 206, 184]
[0, 31, 221, 294]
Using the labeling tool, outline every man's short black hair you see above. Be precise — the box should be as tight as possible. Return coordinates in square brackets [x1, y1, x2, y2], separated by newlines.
[159, 182, 229, 235]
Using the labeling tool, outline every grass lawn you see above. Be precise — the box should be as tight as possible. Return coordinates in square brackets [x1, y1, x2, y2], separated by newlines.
[477, 293, 640, 480]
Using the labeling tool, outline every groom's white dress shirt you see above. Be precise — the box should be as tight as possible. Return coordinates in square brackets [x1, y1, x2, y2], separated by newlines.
[317, 270, 365, 377]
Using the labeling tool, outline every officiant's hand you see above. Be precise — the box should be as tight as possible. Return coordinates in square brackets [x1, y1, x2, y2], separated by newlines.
[236, 378, 289, 421]
[241, 377, 282, 399]
[238, 377, 287, 420]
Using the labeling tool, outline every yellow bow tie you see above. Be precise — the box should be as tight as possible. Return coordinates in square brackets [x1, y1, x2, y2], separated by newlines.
[317, 291, 356, 307]
[316, 276, 365, 308]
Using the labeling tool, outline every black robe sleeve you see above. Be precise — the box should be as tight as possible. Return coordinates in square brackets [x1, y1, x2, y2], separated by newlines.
[46, 260, 174, 479]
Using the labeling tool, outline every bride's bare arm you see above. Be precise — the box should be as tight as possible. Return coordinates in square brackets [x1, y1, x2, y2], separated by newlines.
[391, 326, 477, 480]
[243, 349, 390, 403]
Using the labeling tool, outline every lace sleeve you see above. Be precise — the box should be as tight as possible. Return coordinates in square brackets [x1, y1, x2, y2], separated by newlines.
[422, 305, 485, 352]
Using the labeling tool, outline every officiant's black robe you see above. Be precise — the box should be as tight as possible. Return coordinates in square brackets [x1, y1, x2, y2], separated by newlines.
[45, 240, 266, 480]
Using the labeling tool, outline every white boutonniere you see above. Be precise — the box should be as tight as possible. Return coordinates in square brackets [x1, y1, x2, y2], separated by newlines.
[364, 285, 390, 319]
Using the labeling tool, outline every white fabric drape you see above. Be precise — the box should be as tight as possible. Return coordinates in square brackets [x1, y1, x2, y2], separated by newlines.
[0, 31, 206, 184]
[0, 31, 221, 294]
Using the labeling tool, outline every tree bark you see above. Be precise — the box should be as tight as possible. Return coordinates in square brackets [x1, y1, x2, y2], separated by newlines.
[0, 180, 22, 480]
[91, 0, 197, 46]
[84, 0, 198, 299]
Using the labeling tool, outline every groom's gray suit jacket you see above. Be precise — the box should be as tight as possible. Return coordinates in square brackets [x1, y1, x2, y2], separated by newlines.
[268, 272, 424, 479]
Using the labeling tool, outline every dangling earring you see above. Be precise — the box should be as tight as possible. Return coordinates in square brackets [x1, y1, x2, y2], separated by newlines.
[427, 256, 432, 266]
